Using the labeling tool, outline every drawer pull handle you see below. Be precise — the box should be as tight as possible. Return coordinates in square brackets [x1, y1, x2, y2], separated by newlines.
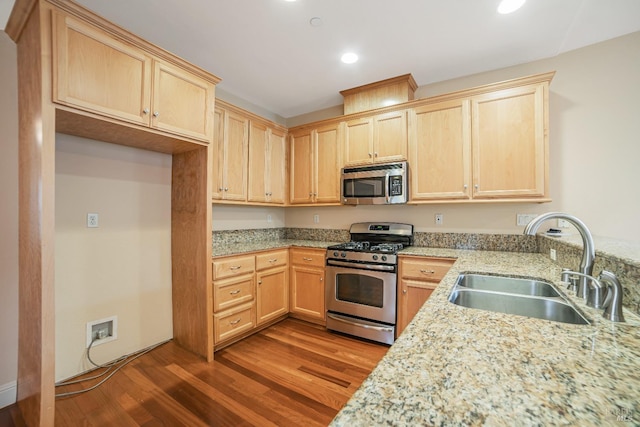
[229, 266, 242, 270]
[229, 289, 241, 295]
[303, 257, 313, 261]
[420, 269, 435, 274]
[229, 319, 241, 326]
[268, 258, 278, 263]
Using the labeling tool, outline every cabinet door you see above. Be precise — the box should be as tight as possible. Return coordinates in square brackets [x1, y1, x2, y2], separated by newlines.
[344, 117, 373, 165]
[314, 123, 342, 204]
[373, 110, 408, 162]
[472, 84, 547, 198]
[256, 266, 289, 325]
[396, 279, 437, 337]
[410, 100, 471, 200]
[267, 128, 287, 204]
[289, 130, 314, 204]
[247, 121, 269, 203]
[289, 265, 325, 324]
[52, 12, 152, 126]
[212, 107, 225, 200]
[222, 111, 249, 201]
[152, 60, 214, 142]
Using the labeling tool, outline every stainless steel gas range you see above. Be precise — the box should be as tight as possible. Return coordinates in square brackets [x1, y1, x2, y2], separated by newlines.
[325, 222, 414, 345]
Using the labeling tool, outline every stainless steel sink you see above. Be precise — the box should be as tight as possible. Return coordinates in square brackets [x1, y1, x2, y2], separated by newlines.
[456, 273, 561, 297]
[448, 273, 589, 325]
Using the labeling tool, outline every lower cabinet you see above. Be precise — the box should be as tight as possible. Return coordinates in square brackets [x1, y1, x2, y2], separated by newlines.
[256, 250, 289, 325]
[396, 256, 456, 337]
[212, 249, 289, 349]
[289, 248, 326, 325]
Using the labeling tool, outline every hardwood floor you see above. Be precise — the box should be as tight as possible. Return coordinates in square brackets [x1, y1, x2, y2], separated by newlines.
[0, 319, 388, 426]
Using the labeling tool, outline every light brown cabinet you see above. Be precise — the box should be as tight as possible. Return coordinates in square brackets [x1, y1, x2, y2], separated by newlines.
[52, 11, 214, 143]
[410, 99, 471, 200]
[248, 122, 287, 204]
[396, 256, 455, 337]
[471, 84, 547, 199]
[289, 123, 342, 205]
[289, 248, 326, 324]
[256, 250, 289, 325]
[212, 250, 289, 348]
[409, 73, 552, 203]
[212, 106, 249, 201]
[344, 110, 407, 166]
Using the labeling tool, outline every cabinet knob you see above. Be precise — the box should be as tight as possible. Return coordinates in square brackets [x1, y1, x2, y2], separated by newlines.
[464, 184, 468, 190]
[218, 187, 223, 191]
[368, 152, 372, 157]
[258, 280, 262, 285]
[320, 277, 323, 281]
[153, 111, 159, 117]
[403, 289, 407, 294]
[224, 187, 229, 191]
[374, 152, 378, 157]
[475, 184, 479, 190]
[142, 108, 150, 114]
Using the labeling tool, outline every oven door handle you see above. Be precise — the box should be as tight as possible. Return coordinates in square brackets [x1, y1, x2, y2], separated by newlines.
[326, 259, 395, 272]
[327, 314, 394, 333]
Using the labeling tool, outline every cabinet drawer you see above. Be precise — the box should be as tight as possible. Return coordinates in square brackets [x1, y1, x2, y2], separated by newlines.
[400, 257, 455, 282]
[213, 276, 254, 312]
[290, 249, 325, 268]
[256, 250, 289, 271]
[214, 302, 255, 344]
[213, 255, 255, 280]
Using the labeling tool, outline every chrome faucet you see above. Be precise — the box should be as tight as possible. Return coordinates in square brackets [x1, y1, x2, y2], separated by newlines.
[525, 212, 625, 322]
[524, 212, 595, 301]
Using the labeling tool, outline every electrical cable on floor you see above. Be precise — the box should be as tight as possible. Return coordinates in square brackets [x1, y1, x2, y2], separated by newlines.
[54, 337, 170, 398]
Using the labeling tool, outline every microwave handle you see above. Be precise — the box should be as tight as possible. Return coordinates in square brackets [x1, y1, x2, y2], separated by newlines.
[385, 173, 390, 204]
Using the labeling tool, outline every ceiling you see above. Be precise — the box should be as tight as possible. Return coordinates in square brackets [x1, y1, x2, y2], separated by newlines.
[1, 0, 640, 118]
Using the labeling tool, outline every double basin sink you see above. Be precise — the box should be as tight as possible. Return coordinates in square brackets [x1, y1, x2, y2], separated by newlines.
[448, 273, 589, 325]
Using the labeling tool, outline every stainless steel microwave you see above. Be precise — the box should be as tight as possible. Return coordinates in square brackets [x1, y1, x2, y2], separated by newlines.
[341, 161, 408, 205]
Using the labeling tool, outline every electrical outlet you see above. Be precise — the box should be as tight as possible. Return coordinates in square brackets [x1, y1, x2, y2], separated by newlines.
[550, 248, 557, 261]
[516, 214, 538, 226]
[435, 214, 443, 225]
[267, 214, 272, 223]
[87, 212, 99, 228]
[557, 219, 571, 228]
[313, 214, 320, 224]
[86, 316, 118, 347]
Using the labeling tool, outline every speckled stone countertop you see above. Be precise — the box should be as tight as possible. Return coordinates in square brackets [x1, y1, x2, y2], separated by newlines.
[212, 239, 339, 258]
[331, 247, 640, 426]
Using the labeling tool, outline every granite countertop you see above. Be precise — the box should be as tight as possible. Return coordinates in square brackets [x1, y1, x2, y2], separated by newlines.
[212, 239, 339, 258]
[331, 248, 640, 426]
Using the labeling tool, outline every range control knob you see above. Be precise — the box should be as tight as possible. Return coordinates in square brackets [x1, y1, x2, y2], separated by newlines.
[341, 252, 347, 258]
[381, 255, 388, 261]
[333, 251, 339, 257]
[372, 255, 379, 261]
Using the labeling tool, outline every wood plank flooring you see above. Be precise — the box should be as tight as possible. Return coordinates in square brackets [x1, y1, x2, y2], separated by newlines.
[0, 319, 388, 426]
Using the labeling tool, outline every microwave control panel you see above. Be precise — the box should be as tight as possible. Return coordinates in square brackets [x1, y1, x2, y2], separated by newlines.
[389, 175, 403, 196]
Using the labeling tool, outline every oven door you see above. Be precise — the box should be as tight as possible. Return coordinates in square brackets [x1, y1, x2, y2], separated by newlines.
[325, 264, 397, 325]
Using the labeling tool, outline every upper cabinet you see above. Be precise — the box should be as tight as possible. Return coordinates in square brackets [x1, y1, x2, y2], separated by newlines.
[409, 72, 553, 203]
[213, 106, 249, 201]
[289, 123, 342, 205]
[410, 99, 471, 200]
[52, 12, 215, 143]
[248, 123, 287, 204]
[213, 100, 288, 205]
[344, 110, 408, 166]
[471, 83, 547, 199]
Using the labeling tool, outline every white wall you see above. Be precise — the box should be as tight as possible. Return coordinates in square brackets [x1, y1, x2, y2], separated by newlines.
[0, 30, 18, 409]
[213, 205, 286, 231]
[55, 135, 173, 382]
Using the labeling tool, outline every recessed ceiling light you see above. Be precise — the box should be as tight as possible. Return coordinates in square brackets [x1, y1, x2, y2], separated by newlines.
[497, 0, 526, 14]
[341, 52, 358, 64]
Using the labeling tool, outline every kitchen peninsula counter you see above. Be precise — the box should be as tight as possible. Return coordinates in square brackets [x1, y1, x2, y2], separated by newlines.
[332, 248, 640, 426]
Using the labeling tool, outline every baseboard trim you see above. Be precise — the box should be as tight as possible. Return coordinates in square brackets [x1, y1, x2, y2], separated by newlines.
[0, 381, 17, 409]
